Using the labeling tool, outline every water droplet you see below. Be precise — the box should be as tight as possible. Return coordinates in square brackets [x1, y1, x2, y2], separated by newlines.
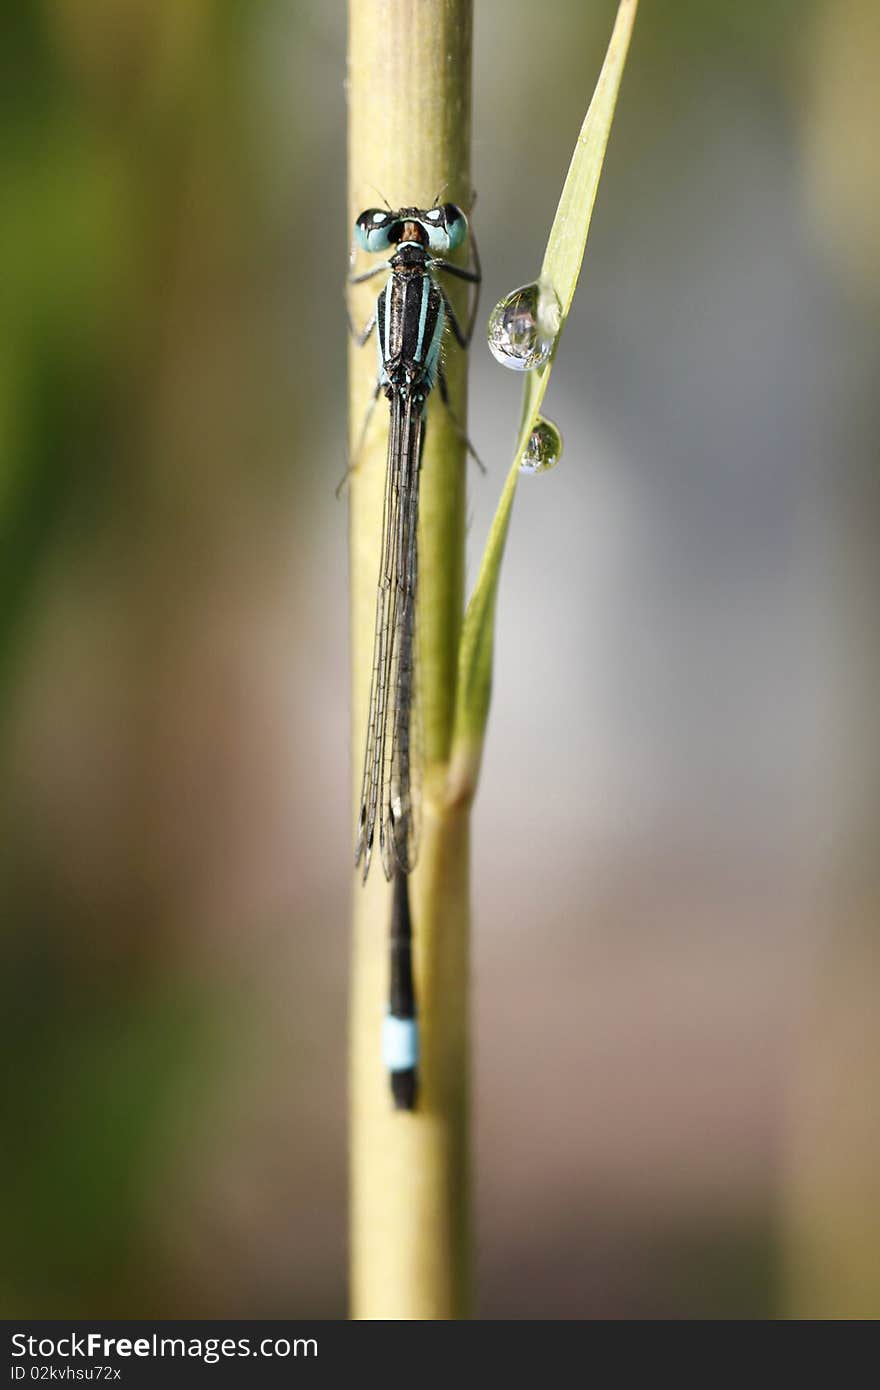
[519, 416, 563, 475]
[487, 279, 561, 371]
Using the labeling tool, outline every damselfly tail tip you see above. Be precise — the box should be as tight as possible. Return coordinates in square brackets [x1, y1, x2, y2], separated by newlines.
[390, 1068, 417, 1111]
[382, 1012, 418, 1109]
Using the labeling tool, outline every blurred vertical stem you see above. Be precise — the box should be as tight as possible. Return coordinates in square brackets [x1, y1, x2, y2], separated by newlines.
[347, 0, 474, 1319]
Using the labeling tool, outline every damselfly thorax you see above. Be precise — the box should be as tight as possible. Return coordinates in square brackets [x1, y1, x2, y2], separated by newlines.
[377, 243, 444, 396]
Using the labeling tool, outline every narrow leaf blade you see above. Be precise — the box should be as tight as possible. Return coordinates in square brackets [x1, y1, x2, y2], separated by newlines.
[450, 0, 638, 796]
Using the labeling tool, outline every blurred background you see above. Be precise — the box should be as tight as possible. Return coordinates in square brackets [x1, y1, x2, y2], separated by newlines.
[2, 0, 878, 1318]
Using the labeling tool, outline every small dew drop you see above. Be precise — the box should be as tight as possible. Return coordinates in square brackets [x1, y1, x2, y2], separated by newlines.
[487, 279, 561, 371]
[519, 416, 563, 476]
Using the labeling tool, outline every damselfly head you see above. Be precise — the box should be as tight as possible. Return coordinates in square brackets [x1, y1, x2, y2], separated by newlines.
[353, 203, 468, 255]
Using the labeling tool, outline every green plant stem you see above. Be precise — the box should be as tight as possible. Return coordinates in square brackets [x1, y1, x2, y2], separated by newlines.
[347, 0, 474, 1320]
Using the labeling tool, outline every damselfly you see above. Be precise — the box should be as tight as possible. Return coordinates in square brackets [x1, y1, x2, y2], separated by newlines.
[348, 201, 480, 1108]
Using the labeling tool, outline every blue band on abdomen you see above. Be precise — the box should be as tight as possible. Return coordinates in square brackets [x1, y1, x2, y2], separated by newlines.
[382, 1015, 419, 1072]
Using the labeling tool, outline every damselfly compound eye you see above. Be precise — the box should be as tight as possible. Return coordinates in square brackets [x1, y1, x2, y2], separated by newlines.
[519, 416, 563, 475]
[442, 203, 467, 250]
[355, 208, 386, 231]
[487, 279, 561, 371]
[354, 208, 394, 252]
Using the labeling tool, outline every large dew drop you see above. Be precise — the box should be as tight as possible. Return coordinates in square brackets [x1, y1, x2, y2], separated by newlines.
[487, 279, 561, 372]
[519, 416, 563, 476]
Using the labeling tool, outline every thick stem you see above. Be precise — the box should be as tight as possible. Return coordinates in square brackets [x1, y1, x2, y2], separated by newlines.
[350, 806, 471, 1318]
[347, 0, 473, 1320]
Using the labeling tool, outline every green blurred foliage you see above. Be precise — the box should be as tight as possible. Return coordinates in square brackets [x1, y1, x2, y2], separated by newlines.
[1, 0, 278, 1317]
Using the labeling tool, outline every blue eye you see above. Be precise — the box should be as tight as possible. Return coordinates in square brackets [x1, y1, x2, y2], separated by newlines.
[355, 209, 393, 253]
[422, 204, 468, 253]
[443, 204, 467, 251]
